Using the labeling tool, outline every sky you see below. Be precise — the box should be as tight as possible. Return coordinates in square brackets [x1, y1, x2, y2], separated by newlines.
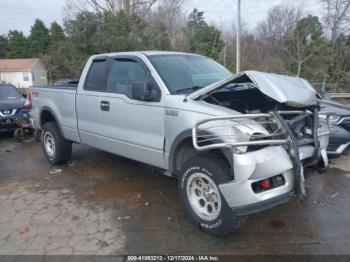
[0, 0, 322, 35]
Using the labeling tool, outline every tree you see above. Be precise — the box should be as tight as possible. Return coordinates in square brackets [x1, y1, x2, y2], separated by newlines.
[29, 19, 50, 56]
[64, 0, 158, 18]
[6, 31, 31, 58]
[64, 11, 99, 55]
[185, 9, 224, 61]
[285, 15, 326, 77]
[322, 0, 350, 42]
[155, 0, 187, 49]
[322, 0, 350, 87]
[139, 18, 171, 50]
[0, 35, 8, 58]
[93, 11, 132, 52]
[49, 22, 65, 44]
[257, 5, 302, 50]
[256, 5, 302, 72]
[327, 33, 350, 89]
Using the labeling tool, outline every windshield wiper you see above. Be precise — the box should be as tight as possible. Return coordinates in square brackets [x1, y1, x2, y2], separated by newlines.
[175, 85, 203, 94]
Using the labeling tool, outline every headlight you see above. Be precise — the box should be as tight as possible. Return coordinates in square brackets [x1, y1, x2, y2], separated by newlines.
[319, 114, 340, 123]
[329, 115, 341, 123]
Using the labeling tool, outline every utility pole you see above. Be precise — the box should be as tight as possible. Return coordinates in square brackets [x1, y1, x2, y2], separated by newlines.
[223, 39, 227, 66]
[236, 0, 241, 74]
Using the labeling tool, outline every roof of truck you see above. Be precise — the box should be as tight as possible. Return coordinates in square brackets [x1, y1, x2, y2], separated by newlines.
[93, 51, 201, 58]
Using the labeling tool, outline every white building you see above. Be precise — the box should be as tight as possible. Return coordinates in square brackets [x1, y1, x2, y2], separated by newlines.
[0, 58, 48, 89]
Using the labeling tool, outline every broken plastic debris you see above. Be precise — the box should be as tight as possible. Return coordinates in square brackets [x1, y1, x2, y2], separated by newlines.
[331, 192, 339, 199]
[19, 224, 29, 234]
[68, 160, 77, 167]
[145, 202, 150, 207]
[117, 216, 130, 220]
[129, 193, 142, 203]
[49, 169, 62, 174]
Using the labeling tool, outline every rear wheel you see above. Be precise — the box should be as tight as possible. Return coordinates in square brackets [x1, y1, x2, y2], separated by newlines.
[41, 122, 72, 164]
[178, 153, 246, 236]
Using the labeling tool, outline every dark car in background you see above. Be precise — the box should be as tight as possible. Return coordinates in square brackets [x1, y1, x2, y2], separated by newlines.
[0, 83, 31, 132]
[321, 100, 350, 155]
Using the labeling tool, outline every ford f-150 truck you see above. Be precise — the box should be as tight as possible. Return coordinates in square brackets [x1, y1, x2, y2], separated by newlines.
[31, 51, 329, 236]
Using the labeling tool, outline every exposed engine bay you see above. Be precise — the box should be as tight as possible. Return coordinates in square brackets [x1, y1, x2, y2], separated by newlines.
[198, 74, 322, 164]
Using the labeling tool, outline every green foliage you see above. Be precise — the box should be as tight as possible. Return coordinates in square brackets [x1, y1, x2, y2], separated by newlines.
[29, 19, 50, 56]
[185, 9, 224, 61]
[65, 11, 100, 55]
[2, 5, 348, 86]
[284, 15, 327, 77]
[0, 35, 8, 57]
[94, 11, 131, 53]
[49, 22, 65, 44]
[6, 30, 31, 58]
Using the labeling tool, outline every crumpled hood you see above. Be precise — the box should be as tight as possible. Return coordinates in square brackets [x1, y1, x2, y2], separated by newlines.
[189, 70, 317, 107]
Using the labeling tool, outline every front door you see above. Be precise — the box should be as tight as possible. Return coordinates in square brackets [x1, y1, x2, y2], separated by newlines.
[97, 56, 165, 168]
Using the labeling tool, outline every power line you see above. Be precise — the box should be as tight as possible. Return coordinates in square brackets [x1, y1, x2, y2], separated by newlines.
[201, 0, 227, 12]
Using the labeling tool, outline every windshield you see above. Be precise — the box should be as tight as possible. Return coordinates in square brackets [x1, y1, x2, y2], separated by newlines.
[148, 54, 233, 94]
[0, 85, 22, 101]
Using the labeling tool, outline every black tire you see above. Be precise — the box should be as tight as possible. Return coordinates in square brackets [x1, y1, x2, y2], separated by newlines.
[41, 122, 72, 165]
[178, 153, 246, 236]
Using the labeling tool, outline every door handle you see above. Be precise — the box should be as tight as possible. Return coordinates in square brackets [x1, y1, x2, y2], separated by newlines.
[100, 101, 110, 111]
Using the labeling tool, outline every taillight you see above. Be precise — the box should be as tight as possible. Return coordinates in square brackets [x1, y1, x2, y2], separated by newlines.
[24, 93, 32, 109]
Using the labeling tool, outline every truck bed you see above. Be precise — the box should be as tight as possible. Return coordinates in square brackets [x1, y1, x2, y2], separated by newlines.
[31, 85, 80, 143]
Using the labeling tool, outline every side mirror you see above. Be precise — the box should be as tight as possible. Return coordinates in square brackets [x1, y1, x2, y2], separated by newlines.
[131, 76, 160, 102]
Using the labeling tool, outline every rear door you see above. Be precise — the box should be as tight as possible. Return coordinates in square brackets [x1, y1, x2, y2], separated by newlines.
[76, 57, 109, 144]
[97, 55, 165, 168]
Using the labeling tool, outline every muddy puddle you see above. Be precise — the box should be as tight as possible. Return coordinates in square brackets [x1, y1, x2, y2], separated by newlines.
[87, 180, 143, 200]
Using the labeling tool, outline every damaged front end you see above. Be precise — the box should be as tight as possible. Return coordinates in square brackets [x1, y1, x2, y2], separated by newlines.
[191, 71, 330, 214]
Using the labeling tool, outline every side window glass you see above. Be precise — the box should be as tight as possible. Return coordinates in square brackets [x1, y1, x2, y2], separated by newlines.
[107, 60, 147, 97]
[85, 60, 108, 91]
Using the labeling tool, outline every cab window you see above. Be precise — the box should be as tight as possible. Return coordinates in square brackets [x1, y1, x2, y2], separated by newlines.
[107, 60, 147, 98]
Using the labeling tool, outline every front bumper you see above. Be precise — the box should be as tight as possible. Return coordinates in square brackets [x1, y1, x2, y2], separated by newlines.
[232, 192, 295, 216]
[219, 146, 295, 210]
[194, 109, 329, 214]
[0, 116, 31, 132]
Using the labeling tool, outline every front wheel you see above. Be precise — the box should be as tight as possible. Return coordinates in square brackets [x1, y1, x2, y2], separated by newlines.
[178, 153, 246, 236]
[41, 122, 72, 165]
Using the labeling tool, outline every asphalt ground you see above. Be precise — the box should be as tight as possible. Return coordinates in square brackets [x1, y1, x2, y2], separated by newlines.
[1, 133, 350, 255]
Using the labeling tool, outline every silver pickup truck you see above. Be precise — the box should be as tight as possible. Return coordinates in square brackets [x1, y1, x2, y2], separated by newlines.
[31, 51, 329, 236]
